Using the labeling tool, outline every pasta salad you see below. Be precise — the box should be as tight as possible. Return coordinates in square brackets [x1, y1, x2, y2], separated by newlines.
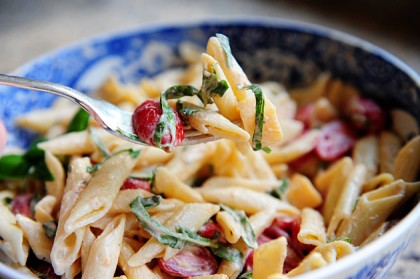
[0, 34, 419, 279]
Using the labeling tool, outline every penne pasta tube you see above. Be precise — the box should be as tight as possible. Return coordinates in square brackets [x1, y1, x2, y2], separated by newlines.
[51, 157, 91, 275]
[65, 151, 137, 233]
[352, 135, 378, 180]
[336, 180, 406, 245]
[327, 164, 366, 240]
[82, 214, 126, 279]
[216, 211, 242, 244]
[201, 53, 240, 121]
[264, 130, 320, 164]
[201, 176, 280, 192]
[378, 131, 401, 174]
[393, 135, 420, 182]
[15, 214, 53, 263]
[128, 203, 220, 267]
[253, 237, 288, 279]
[154, 167, 204, 203]
[298, 208, 327, 246]
[322, 158, 354, 225]
[285, 173, 322, 209]
[0, 200, 29, 266]
[38, 130, 96, 155]
[199, 187, 299, 215]
[44, 151, 65, 210]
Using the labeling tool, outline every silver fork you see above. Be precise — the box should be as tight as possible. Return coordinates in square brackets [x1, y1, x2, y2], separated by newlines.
[0, 74, 216, 146]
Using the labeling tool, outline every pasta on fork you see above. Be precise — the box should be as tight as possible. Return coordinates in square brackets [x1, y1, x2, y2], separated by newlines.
[0, 33, 419, 279]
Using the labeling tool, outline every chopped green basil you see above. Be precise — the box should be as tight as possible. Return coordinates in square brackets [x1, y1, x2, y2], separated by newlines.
[3, 197, 12, 205]
[86, 148, 140, 174]
[216, 33, 234, 67]
[154, 94, 177, 151]
[176, 101, 199, 116]
[246, 84, 267, 151]
[89, 128, 110, 157]
[329, 237, 352, 244]
[211, 245, 243, 264]
[42, 221, 57, 239]
[130, 196, 214, 249]
[199, 71, 228, 106]
[220, 204, 257, 249]
[0, 138, 54, 181]
[140, 195, 162, 209]
[270, 179, 289, 200]
[66, 108, 90, 133]
[116, 128, 142, 142]
[239, 272, 253, 279]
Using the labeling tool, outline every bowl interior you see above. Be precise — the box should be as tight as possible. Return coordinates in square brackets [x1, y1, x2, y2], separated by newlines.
[0, 19, 419, 279]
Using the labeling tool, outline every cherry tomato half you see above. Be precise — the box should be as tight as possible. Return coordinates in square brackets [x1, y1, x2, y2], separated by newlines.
[132, 100, 184, 150]
[315, 120, 355, 162]
[12, 193, 33, 218]
[120, 177, 151, 192]
[158, 246, 218, 277]
[345, 96, 385, 134]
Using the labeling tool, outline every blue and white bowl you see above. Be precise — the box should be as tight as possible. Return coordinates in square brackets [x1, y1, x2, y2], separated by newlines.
[0, 18, 419, 279]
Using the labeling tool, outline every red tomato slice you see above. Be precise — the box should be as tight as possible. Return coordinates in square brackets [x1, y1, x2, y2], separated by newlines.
[315, 120, 355, 162]
[120, 177, 151, 191]
[198, 221, 227, 245]
[158, 246, 218, 277]
[295, 104, 316, 128]
[345, 96, 385, 134]
[0, 119, 7, 152]
[132, 99, 184, 150]
[12, 193, 33, 218]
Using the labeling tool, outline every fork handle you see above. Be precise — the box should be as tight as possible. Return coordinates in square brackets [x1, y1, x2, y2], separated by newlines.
[0, 73, 95, 110]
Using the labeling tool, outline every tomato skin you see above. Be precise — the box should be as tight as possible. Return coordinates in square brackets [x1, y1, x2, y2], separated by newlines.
[245, 216, 314, 274]
[132, 100, 184, 149]
[12, 193, 33, 218]
[158, 246, 218, 277]
[0, 119, 6, 153]
[295, 104, 316, 129]
[198, 221, 227, 245]
[120, 178, 151, 192]
[345, 96, 385, 134]
[315, 120, 355, 162]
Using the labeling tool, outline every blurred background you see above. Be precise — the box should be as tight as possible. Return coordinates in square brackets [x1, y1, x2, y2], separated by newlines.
[0, 0, 418, 278]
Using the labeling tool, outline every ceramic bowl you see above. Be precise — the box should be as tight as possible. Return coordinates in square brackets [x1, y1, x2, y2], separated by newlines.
[0, 17, 419, 279]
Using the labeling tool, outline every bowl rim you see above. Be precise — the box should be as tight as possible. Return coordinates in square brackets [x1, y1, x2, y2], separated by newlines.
[3, 16, 420, 279]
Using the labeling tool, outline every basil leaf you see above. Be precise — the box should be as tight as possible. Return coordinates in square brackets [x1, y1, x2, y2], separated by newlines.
[211, 245, 243, 263]
[176, 101, 199, 116]
[42, 221, 57, 239]
[0, 138, 54, 181]
[89, 128, 110, 157]
[220, 204, 257, 249]
[154, 94, 177, 151]
[199, 71, 228, 106]
[216, 33, 234, 67]
[246, 85, 266, 151]
[130, 196, 215, 249]
[239, 272, 253, 279]
[270, 179, 289, 200]
[164, 85, 199, 99]
[176, 226, 213, 247]
[141, 195, 162, 209]
[329, 237, 352, 244]
[87, 148, 140, 174]
[3, 197, 12, 205]
[66, 108, 90, 133]
[0, 154, 31, 179]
